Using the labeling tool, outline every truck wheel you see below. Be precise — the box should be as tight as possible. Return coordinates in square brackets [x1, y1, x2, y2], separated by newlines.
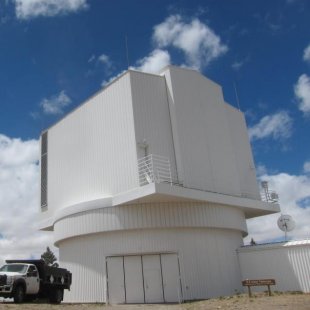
[49, 288, 63, 304]
[13, 285, 25, 303]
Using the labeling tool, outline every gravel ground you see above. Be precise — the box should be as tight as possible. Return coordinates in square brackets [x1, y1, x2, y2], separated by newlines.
[0, 292, 309, 310]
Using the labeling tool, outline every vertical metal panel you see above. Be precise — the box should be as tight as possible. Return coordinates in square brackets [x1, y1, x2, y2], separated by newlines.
[161, 253, 181, 303]
[161, 69, 184, 183]
[224, 103, 261, 200]
[130, 71, 178, 182]
[59, 227, 243, 302]
[124, 255, 144, 303]
[162, 67, 246, 196]
[238, 242, 310, 293]
[43, 73, 138, 223]
[106, 257, 125, 304]
[142, 254, 164, 303]
[288, 246, 310, 292]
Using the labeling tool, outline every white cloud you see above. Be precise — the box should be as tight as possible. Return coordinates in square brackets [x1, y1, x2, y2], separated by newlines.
[100, 15, 226, 84]
[0, 134, 38, 167]
[134, 49, 171, 74]
[232, 56, 249, 71]
[88, 54, 95, 63]
[101, 70, 126, 88]
[153, 15, 227, 70]
[303, 44, 310, 63]
[86, 53, 113, 80]
[248, 111, 293, 141]
[102, 50, 170, 85]
[294, 74, 310, 115]
[0, 134, 54, 265]
[256, 164, 268, 177]
[14, 0, 88, 19]
[304, 161, 310, 173]
[245, 170, 310, 244]
[98, 54, 111, 67]
[40, 90, 71, 115]
[231, 60, 244, 71]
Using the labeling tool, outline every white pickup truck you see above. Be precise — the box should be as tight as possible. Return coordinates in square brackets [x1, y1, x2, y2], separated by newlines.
[0, 259, 71, 303]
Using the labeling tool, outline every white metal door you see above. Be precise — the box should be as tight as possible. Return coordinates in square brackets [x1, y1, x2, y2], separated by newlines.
[142, 255, 164, 303]
[161, 253, 181, 302]
[124, 256, 145, 303]
[107, 257, 125, 304]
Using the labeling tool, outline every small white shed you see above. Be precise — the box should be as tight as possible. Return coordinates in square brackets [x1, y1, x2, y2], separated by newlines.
[238, 240, 310, 293]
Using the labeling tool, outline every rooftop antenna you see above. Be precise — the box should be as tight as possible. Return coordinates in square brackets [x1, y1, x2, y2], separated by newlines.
[233, 82, 241, 111]
[125, 35, 130, 69]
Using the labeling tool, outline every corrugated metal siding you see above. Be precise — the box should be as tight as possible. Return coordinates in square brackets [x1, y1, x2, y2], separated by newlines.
[54, 201, 247, 244]
[44, 73, 138, 222]
[238, 242, 310, 292]
[59, 227, 243, 302]
[224, 103, 261, 200]
[130, 71, 178, 182]
[162, 67, 243, 196]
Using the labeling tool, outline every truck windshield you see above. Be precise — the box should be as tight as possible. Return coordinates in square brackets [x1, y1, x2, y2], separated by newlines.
[0, 264, 28, 273]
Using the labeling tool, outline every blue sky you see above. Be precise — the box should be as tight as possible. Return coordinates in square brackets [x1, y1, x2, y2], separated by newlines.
[0, 0, 309, 261]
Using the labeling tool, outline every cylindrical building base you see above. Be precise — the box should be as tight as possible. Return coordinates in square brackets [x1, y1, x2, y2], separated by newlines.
[59, 227, 243, 303]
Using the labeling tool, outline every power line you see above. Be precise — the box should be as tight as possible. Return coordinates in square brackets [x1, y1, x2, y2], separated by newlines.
[233, 82, 241, 111]
[125, 35, 130, 69]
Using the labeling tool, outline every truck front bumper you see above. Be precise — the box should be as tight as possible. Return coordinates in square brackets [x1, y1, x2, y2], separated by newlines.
[0, 285, 13, 294]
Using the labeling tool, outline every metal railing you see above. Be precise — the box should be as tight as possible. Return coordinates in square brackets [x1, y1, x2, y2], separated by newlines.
[261, 190, 279, 203]
[138, 158, 279, 205]
[260, 181, 279, 203]
[138, 154, 172, 186]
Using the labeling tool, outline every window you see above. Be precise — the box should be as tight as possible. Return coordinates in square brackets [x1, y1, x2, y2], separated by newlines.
[41, 131, 48, 208]
[0, 264, 28, 274]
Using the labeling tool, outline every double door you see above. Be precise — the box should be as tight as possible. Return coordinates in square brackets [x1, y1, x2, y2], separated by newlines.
[107, 253, 181, 304]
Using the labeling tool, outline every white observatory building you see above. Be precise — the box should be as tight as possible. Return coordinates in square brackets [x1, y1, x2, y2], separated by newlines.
[39, 66, 280, 303]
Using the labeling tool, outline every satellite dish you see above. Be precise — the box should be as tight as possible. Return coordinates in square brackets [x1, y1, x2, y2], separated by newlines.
[277, 214, 295, 241]
[277, 214, 295, 232]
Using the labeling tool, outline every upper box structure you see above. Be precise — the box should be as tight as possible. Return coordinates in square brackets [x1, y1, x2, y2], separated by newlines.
[39, 66, 279, 230]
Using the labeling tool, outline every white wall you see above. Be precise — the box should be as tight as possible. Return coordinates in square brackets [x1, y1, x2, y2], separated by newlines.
[162, 67, 244, 197]
[224, 103, 261, 200]
[54, 201, 247, 244]
[130, 71, 178, 181]
[238, 241, 310, 293]
[42, 73, 138, 222]
[59, 227, 243, 303]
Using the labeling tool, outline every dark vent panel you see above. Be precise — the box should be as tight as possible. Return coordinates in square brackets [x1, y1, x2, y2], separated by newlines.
[41, 131, 48, 155]
[41, 132, 48, 208]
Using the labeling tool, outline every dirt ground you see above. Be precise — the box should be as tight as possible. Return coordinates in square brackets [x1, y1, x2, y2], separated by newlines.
[0, 292, 309, 310]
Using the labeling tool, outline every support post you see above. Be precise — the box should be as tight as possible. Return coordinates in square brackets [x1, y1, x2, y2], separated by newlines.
[267, 285, 271, 296]
[247, 286, 252, 298]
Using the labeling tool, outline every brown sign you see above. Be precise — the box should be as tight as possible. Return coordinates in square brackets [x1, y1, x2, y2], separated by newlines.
[242, 279, 276, 286]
